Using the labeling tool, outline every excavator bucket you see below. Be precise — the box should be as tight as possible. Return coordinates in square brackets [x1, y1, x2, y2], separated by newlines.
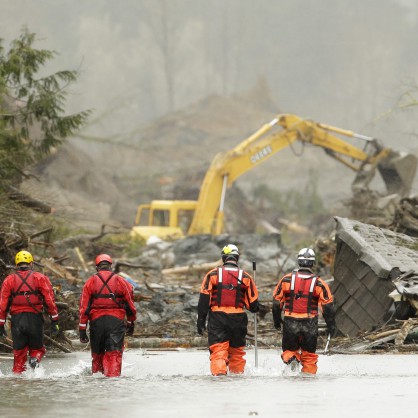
[377, 151, 418, 197]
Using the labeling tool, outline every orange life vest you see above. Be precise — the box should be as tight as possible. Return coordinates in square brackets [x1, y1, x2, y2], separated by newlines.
[210, 267, 246, 309]
[284, 270, 319, 315]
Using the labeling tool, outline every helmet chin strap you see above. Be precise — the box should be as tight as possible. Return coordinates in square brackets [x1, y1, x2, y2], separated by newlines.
[96, 262, 112, 271]
[223, 256, 238, 264]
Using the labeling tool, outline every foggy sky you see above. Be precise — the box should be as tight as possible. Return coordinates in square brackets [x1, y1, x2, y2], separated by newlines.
[2, 0, 418, 151]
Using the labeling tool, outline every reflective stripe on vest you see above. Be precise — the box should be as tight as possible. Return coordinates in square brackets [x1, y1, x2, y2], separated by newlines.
[286, 270, 318, 315]
[212, 267, 245, 308]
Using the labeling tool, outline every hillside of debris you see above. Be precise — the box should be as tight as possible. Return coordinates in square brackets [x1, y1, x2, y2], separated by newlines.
[18, 81, 389, 234]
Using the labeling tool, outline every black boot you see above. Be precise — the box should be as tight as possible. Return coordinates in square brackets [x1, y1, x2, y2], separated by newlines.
[29, 357, 39, 370]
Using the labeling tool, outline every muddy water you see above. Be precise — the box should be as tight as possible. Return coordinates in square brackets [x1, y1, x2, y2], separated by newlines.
[0, 349, 417, 418]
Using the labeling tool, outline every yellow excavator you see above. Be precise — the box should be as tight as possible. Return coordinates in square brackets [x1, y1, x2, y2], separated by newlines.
[131, 114, 417, 240]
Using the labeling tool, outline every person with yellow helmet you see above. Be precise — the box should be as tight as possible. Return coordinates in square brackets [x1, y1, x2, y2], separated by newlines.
[78, 254, 137, 377]
[197, 244, 265, 376]
[0, 250, 59, 373]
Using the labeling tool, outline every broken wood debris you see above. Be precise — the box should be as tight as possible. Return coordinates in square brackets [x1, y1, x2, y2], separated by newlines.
[1, 222, 418, 356]
[329, 320, 418, 354]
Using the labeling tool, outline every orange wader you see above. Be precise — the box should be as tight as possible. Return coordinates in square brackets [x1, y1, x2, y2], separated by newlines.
[281, 316, 319, 374]
[208, 311, 248, 375]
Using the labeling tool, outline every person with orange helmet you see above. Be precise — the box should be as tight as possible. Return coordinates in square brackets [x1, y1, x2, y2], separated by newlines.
[272, 248, 336, 375]
[0, 250, 59, 373]
[197, 244, 264, 376]
[79, 254, 137, 377]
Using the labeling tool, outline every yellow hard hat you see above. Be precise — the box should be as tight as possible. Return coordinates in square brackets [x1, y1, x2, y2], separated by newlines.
[15, 250, 34, 265]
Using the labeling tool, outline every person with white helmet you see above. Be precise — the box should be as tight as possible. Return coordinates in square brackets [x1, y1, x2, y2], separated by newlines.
[0, 250, 59, 373]
[78, 254, 137, 377]
[197, 244, 265, 376]
[272, 247, 335, 375]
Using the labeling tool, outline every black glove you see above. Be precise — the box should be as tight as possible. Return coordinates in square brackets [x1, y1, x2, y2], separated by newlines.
[79, 329, 89, 344]
[0, 325, 6, 338]
[126, 321, 135, 336]
[323, 303, 336, 337]
[327, 323, 336, 337]
[197, 318, 206, 335]
[50, 320, 60, 337]
[272, 301, 282, 331]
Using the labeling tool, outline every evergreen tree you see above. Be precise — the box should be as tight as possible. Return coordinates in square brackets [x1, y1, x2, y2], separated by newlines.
[0, 27, 90, 187]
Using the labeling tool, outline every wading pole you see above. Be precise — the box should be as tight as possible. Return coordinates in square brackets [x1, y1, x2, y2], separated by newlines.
[253, 261, 258, 368]
[324, 333, 331, 355]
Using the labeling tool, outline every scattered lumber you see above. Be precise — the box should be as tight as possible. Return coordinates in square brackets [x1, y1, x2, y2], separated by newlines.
[44, 334, 73, 354]
[162, 260, 221, 276]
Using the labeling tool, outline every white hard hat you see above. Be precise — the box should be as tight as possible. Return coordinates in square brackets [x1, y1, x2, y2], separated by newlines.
[221, 244, 240, 262]
[297, 248, 315, 267]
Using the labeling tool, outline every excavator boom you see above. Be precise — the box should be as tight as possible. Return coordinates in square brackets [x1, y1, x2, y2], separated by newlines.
[188, 114, 417, 235]
[132, 114, 417, 239]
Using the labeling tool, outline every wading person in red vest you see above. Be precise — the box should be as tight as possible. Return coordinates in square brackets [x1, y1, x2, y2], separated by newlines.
[272, 248, 335, 375]
[79, 254, 137, 377]
[197, 244, 264, 376]
[0, 250, 59, 373]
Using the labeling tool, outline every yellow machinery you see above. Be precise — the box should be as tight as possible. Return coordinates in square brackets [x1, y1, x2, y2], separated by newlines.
[133, 200, 197, 240]
[131, 114, 417, 240]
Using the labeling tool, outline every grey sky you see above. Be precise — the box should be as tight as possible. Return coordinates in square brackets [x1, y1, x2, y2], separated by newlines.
[2, 0, 418, 150]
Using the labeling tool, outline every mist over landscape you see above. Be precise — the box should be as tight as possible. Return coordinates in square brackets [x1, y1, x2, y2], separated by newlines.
[2, 0, 418, 229]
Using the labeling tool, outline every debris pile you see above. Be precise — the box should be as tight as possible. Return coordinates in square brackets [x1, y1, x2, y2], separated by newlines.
[3, 209, 418, 355]
[393, 196, 418, 237]
[0, 230, 288, 353]
[330, 318, 418, 354]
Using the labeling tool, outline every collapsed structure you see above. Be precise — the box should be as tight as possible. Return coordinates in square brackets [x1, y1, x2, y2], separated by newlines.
[333, 216, 418, 337]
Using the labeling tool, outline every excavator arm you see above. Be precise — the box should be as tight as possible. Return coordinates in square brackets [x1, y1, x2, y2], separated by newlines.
[188, 114, 417, 235]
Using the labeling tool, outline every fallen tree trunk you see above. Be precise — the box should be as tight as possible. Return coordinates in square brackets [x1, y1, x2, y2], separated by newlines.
[0, 341, 12, 351]
[162, 260, 221, 276]
[368, 329, 400, 341]
[7, 185, 54, 214]
[395, 320, 418, 346]
[40, 257, 82, 285]
[71, 336, 208, 349]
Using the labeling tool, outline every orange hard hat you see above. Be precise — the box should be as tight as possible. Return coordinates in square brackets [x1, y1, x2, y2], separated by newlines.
[95, 254, 112, 266]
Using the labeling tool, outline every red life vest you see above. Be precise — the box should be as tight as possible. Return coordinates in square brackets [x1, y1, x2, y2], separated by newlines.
[211, 267, 246, 308]
[284, 270, 319, 315]
[88, 272, 125, 311]
[11, 271, 43, 311]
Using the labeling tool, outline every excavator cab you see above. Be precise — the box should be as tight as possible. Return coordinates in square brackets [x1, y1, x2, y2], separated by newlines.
[131, 200, 197, 240]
